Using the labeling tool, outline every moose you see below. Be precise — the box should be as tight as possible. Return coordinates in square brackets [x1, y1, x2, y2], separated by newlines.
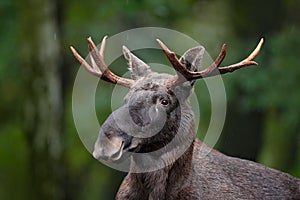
[71, 36, 300, 199]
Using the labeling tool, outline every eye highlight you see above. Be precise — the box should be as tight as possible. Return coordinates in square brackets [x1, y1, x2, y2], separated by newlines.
[159, 98, 169, 106]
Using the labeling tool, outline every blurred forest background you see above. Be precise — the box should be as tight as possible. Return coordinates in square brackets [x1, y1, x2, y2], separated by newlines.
[1, 0, 300, 199]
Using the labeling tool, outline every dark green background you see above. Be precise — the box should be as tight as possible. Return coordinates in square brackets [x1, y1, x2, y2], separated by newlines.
[1, 0, 299, 199]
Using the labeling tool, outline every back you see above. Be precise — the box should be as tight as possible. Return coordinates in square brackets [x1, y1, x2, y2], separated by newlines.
[167, 139, 300, 200]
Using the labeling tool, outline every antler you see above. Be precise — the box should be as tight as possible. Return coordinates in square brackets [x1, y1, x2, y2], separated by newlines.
[156, 38, 264, 84]
[70, 36, 135, 88]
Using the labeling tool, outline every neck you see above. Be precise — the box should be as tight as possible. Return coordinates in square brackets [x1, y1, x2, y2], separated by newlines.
[130, 139, 195, 199]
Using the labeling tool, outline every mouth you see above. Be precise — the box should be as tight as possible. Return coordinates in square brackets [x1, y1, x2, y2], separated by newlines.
[110, 139, 139, 161]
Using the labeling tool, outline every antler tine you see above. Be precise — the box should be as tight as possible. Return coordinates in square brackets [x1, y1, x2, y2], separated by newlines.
[99, 35, 108, 57]
[217, 38, 264, 74]
[70, 46, 102, 77]
[197, 44, 227, 77]
[71, 36, 135, 88]
[87, 37, 108, 73]
[88, 36, 109, 72]
[156, 39, 189, 80]
[87, 36, 108, 72]
[244, 38, 264, 62]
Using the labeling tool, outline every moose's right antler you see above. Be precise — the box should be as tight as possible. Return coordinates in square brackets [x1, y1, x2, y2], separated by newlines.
[70, 36, 135, 88]
[157, 38, 264, 84]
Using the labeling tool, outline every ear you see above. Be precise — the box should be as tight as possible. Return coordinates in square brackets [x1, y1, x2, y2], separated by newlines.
[122, 46, 152, 80]
[179, 46, 205, 85]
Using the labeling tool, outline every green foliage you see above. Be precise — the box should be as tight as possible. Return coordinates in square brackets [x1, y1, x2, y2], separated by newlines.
[0, 125, 29, 200]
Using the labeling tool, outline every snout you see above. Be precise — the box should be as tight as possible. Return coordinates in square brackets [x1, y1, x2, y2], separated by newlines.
[92, 107, 141, 162]
[92, 129, 135, 162]
[93, 134, 126, 161]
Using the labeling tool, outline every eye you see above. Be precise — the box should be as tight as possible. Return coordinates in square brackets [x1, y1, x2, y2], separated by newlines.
[160, 98, 169, 106]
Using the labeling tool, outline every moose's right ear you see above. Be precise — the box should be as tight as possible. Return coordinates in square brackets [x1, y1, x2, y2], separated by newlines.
[123, 46, 152, 80]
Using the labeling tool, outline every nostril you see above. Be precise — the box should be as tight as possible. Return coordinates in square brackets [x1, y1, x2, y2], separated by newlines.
[121, 134, 133, 150]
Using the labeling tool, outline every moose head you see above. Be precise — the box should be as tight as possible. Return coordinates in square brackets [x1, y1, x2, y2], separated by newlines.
[70, 36, 263, 169]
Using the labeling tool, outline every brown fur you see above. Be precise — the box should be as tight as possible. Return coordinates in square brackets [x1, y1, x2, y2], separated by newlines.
[117, 139, 300, 200]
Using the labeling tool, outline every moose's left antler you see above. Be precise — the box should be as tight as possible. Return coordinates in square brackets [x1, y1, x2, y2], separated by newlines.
[156, 38, 264, 84]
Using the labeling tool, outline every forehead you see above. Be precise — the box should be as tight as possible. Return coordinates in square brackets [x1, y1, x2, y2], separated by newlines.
[132, 72, 172, 90]
[125, 73, 173, 99]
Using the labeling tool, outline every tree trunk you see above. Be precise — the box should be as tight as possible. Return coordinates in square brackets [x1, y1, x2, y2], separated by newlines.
[19, 0, 65, 199]
[258, 108, 295, 172]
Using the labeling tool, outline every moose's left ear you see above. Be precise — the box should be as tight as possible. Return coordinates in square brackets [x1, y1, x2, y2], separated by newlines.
[123, 46, 153, 80]
[179, 46, 205, 85]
